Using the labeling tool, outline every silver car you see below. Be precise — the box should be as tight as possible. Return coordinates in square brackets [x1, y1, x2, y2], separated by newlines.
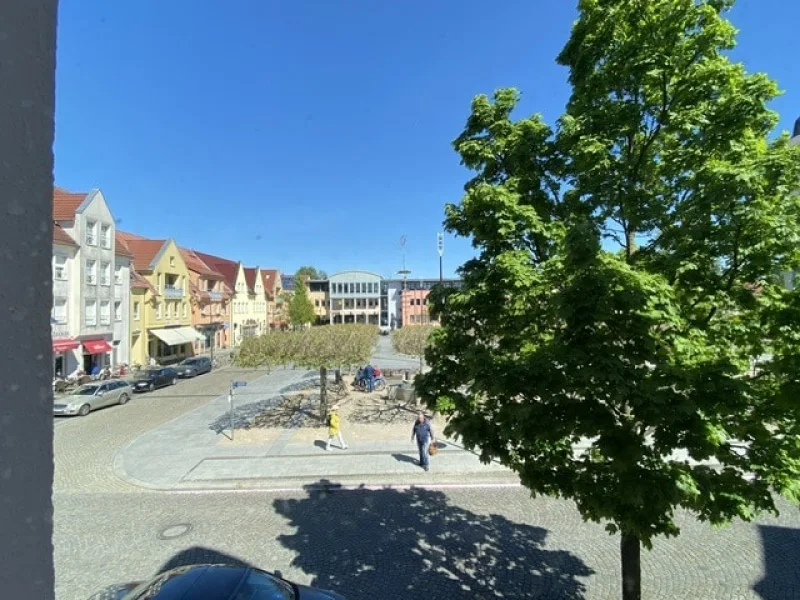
[53, 380, 133, 417]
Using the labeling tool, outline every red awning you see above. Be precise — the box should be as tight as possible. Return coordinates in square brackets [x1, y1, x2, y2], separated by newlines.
[82, 339, 113, 354]
[53, 338, 80, 353]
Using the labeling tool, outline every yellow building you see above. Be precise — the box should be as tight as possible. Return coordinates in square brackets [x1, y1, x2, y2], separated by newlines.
[118, 232, 204, 366]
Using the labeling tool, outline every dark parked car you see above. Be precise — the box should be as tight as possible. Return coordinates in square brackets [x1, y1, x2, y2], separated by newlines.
[87, 564, 348, 600]
[132, 367, 179, 392]
[175, 356, 213, 378]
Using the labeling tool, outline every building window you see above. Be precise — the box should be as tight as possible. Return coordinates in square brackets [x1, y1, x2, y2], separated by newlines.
[169, 256, 175, 267]
[157, 273, 162, 293]
[85, 220, 97, 245]
[182, 303, 187, 318]
[133, 301, 140, 321]
[99, 261, 111, 286]
[114, 301, 122, 322]
[114, 265, 123, 285]
[85, 259, 97, 284]
[166, 303, 172, 319]
[85, 300, 97, 326]
[156, 303, 162, 319]
[100, 301, 111, 325]
[52, 299, 67, 324]
[100, 224, 111, 248]
[53, 255, 67, 280]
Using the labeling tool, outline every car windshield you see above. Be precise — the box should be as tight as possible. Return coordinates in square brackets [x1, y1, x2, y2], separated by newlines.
[136, 370, 159, 379]
[71, 385, 100, 396]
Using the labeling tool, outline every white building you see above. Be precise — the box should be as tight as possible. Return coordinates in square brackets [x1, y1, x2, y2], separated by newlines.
[113, 233, 132, 366]
[328, 270, 382, 325]
[51, 224, 80, 377]
[53, 187, 127, 374]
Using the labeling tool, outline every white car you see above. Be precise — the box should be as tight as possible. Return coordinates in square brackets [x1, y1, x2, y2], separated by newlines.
[53, 380, 133, 417]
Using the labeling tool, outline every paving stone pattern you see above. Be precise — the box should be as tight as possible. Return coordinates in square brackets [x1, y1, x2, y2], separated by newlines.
[54, 487, 800, 600]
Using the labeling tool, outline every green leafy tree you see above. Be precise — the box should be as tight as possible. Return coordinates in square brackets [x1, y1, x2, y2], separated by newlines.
[295, 266, 328, 281]
[288, 279, 316, 328]
[417, 2, 800, 599]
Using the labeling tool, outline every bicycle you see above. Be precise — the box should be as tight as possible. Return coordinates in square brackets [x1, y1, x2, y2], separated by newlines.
[353, 376, 387, 393]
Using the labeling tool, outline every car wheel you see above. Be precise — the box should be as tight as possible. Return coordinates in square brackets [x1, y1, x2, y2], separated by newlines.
[149, 382, 155, 392]
[118, 394, 129, 405]
[78, 404, 90, 417]
[171, 377, 178, 385]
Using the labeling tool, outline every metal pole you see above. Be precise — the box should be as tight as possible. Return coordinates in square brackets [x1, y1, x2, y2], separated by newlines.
[229, 381, 234, 441]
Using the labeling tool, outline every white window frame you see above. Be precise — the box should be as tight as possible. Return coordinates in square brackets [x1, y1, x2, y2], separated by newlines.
[52, 299, 67, 324]
[114, 301, 122, 322]
[100, 224, 111, 249]
[133, 301, 140, 321]
[99, 301, 111, 326]
[99, 261, 111, 286]
[166, 302, 172, 319]
[85, 220, 97, 246]
[85, 260, 97, 285]
[114, 264, 123, 285]
[85, 300, 97, 326]
[182, 303, 187, 318]
[53, 255, 68, 280]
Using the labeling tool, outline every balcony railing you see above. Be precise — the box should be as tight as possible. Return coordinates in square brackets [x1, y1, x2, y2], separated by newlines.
[163, 286, 184, 298]
[208, 291, 223, 301]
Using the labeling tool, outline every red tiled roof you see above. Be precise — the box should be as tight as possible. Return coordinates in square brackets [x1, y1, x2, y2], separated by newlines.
[244, 267, 258, 293]
[118, 231, 167, 272]
[114, 232, 134, 257]
[53, 223, 77, 247]
[53, 187, 88, 220]
[192, 251, 240, 290]
[131, 269, 158, 294]
[262, 269, 278, 291]
[180, 247, 225, 279]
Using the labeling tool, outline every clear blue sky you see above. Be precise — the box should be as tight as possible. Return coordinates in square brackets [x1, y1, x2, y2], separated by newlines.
[54, 0, 800, 280]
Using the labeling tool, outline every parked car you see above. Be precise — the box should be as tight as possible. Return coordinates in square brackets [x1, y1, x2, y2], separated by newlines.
[87, 564, 348, 600]
[53, 380, 133, 417]
[175, 356, 213, 378]
[132, 367, 179, 393]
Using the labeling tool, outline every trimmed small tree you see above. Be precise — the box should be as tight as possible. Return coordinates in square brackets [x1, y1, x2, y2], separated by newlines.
[236, 324, 378, 420]
[417, 1, 800, 599]
[392, 325, 436, 374]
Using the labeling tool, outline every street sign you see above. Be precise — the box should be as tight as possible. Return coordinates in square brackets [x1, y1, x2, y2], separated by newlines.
[232, 381, 248, 388]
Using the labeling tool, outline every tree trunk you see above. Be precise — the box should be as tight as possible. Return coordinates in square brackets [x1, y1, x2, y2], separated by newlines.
[621, 531, 641, 600]
[319, 366, 328, 421]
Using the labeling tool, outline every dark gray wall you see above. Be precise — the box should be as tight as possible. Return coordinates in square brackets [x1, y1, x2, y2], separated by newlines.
[0, 1, 58, 598]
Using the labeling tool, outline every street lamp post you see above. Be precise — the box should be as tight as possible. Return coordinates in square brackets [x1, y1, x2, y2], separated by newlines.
[437, 232, 444, 284]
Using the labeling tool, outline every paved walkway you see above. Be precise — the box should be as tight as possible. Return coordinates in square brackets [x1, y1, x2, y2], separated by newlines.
[113, 365, 516, 491]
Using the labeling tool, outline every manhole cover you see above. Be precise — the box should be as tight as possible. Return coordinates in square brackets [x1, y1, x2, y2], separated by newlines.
[158, 523, 193, 540]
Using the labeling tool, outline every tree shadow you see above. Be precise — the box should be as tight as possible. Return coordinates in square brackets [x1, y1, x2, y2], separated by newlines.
[273, 479, 593, 599]
[753, 525, 800, 599]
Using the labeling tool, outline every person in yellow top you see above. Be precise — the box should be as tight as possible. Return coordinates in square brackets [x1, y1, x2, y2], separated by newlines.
[325, 404, 348, 451]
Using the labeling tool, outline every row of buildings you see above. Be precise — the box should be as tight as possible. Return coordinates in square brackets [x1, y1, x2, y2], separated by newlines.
[51, 187, 290, 377]
[51, 186, 461, 378]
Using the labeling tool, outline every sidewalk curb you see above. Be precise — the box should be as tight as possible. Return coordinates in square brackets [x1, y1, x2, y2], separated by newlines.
[110, 367, 293, 491]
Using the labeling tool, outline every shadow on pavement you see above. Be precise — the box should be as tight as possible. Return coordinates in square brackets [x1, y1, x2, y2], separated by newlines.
[273, 479, 593, 599]
[392, 453, 417, 464]
[753, 525, 800, 599]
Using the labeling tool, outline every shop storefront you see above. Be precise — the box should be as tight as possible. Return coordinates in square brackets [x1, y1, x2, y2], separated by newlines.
[52, 338, 79, 378]
[81, 338, 113, 372]
[149, 327, 205, 364]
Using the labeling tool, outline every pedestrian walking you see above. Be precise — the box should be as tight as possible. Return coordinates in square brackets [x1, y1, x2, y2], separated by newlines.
[411, 412, 435, 471]
[325, 404, 348, 451]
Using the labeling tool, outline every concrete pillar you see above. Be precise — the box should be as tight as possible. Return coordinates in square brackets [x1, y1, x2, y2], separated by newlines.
[0, 1, 58, 597]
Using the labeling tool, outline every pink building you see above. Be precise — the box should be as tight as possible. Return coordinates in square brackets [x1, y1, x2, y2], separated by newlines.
[401, 289, 437, 327]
